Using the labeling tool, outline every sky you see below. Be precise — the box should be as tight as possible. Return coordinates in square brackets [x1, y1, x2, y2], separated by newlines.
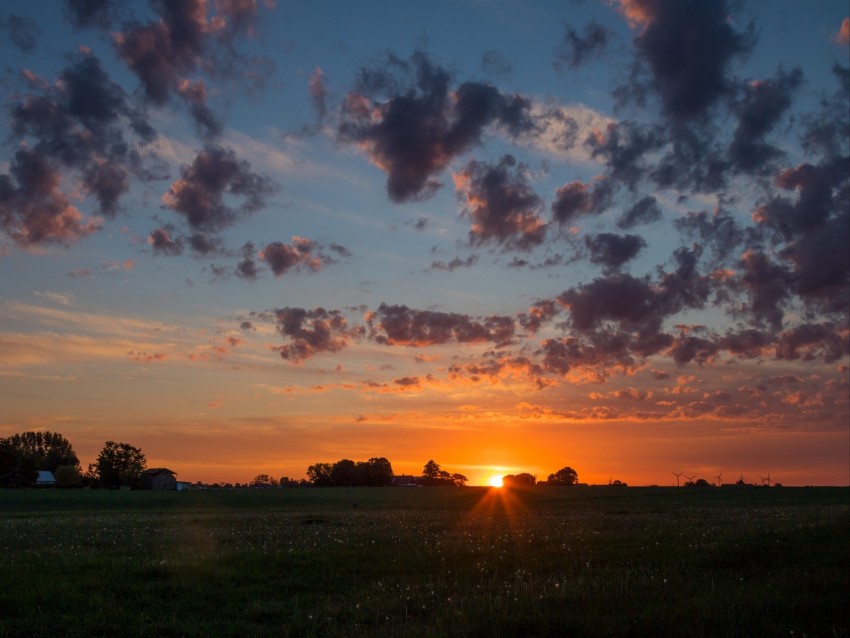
[1, 0, 848, 487]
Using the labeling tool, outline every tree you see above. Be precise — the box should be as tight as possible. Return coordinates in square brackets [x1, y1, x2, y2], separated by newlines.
[0, 437, 39, 487]
[422, 459, 441, 480]
[0, 431, 81, 487]
[93, 441, 146, 488]
[546, 466, 579, 486]
[329, 459, 357, 486]
[306, 462, 333, 486]
[250, 474, 276, 487]
[54, 465, 83, 488]
[362, 457, 394, 487]
[450, 473, 468, 487]
[503, 473, 536, 487]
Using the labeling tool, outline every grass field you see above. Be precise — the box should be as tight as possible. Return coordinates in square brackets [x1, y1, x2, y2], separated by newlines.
[1, 486, 848, 637]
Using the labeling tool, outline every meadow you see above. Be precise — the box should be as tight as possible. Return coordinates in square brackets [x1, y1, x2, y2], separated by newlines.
[1, 486, 847, 637]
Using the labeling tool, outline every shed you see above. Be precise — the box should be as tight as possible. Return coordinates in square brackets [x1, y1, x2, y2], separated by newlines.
[141, 468, 178, 491]
[36, 471, 56, 487]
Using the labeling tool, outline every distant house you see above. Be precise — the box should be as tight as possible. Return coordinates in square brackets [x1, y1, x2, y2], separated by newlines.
[36, 471, 56, 487]
[141, 468, 177, 491]
[175, 481, 192, 491]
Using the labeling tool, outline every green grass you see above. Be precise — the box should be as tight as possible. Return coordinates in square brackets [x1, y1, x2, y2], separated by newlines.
[1, 487, 848, 637]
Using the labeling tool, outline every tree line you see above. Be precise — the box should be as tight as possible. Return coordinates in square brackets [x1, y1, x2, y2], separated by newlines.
[0, 431, 148, 489]
[2, 429, 584, 489]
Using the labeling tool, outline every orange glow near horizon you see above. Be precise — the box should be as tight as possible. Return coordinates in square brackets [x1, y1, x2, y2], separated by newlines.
[488, 475, 504, 488]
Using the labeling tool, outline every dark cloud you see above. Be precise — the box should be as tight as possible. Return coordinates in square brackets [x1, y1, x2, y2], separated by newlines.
[551, 178, 613, 225]
[113, 0, 269, 132]
[736, 250, 792, 330]
[265, 307, 362, 362]
[775, 322, 848, 363]
[0, 148, 101, 246]
[585, 121, 663, 191]
[617, 195, 661, 229]
[65, 0, 114, 29]
[235, 241, 259, 281]
[260, 237, 325, 276]
[674, 209, 748, 264]
[555, 21, 609, 69]
[338, 50, 534, 202]
[429, 254, 478, 272]
[5, 53, 151, 223]
[368, 303, 515, 347]
[162, 145, 275, 233]
[584, 232, 646, 272]
[557, 273, 663, 334]
[518, 299, 559, 334]
[454, 155, 546, 250]
[728, 68, 803, 174]
[176, 79, 223, 139]
[2, 14, 40, 52]
[622, 0, 754, 121]
[147, 226, 184, 256]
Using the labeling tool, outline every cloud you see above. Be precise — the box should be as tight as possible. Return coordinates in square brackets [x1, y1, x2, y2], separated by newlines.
[113, 0, 271, 131]
[728, 68, 803, 174]
[147, 226, 184, 256]
[584, 232, 646, 273]
[551, 178, 613, 225]
[161, 144, 276, 236]
[2, 52, 155, 241]
[338, 50, 534, 202]
[617, 195, 662, 229]
[1, 13, 40, 52]
[263, 307, 362, 362]
[618, 0, 754, 121]
[428, 254, 478, 272]
[554, 21, 609, 69]
[368, 303, 515, 347]
[453, 155, 546, 250]
[0, 148, 102, 247]
[65, 0, 114, 29]
[259, 236, 331, 276]
[585, 121, 663, 191]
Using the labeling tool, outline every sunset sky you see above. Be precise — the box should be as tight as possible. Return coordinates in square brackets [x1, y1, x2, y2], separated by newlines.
[1, 0, 848, 486]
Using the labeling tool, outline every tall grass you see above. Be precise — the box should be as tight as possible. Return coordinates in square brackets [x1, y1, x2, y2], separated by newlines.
[1, 487, 847, 637]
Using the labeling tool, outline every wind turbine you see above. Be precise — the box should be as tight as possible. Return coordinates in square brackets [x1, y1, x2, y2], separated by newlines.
[714, 472, 723, 487]
[761, 472, 772, 487]
[672, 471, 683, 487]
[684, 474, 695, 486]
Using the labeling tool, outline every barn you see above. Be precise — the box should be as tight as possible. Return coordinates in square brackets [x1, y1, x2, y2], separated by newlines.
[35, 471, 56, 487]
[141, 468, 178, 491]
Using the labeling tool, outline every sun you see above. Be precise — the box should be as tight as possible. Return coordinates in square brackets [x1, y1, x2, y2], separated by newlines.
[488, 475, 504, 488]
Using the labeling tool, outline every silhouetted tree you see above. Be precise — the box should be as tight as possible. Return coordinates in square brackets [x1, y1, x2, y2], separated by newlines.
[451, 473, 468, 487]
[250, 474, 276, 487]
[503, 473, 536, 487]
[422, 459, 441, 480]
[330, 459, 357, 486]
[93, 441, 146, 489]
[307, 462, 333, 486]
[0, 431, 81, 487]
[0, 437, 39, 487]
[546, 466, 579, 486]
[54, 465, 82, 488]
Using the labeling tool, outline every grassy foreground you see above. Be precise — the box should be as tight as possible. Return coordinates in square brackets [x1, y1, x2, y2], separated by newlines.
[1, 486, 848, 637]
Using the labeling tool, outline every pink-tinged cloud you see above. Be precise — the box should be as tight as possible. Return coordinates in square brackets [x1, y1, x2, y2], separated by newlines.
[259, 237, 323, 276]
[368, 303, 515, 347]
[264, 307, 363, 362]
[0, 148, 102, 247]
[454, 155, 546, 251]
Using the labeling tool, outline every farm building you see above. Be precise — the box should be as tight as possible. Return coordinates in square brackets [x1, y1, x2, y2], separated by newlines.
[141, 468, 178, 490]
[391, 474, 421, 486]
[36, 471, 56, 487]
